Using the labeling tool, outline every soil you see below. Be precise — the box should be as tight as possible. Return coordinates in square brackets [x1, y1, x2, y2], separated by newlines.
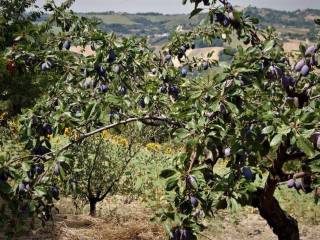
[9, 197, 320, 240]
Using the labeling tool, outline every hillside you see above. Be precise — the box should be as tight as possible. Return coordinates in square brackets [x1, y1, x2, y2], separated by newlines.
[78, 7, 320, 44]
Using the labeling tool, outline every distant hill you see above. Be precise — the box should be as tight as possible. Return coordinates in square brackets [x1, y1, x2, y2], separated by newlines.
[244, 7, 320, 41]
[36, 7, 320, 45]
[79, 7, 320, 44]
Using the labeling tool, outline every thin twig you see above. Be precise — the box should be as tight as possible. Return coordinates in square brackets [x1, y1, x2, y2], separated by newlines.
[311, 94, 320, 100]
[8, 115, 179, 165]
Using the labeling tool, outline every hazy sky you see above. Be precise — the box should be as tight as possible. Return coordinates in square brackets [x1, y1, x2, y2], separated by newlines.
[36, 0, 320, 13]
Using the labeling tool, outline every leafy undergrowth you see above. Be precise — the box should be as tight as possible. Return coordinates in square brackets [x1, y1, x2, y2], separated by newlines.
[8, 194, 320, 240]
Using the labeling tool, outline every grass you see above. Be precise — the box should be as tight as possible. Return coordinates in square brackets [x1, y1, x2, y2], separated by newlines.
[87, 14, 136, 25]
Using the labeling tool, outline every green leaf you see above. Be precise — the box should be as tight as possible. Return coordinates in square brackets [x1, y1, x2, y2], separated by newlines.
[189, 8, 203, 19]
[174, 128, 190, 139]
[84, 103, 96, 120]
[270, 134, 283, 147]
[277, 125, 291, 135]
[165, 177, 179, 191]
[263, 40, 275, 53]
[225, 101, 239, 115]
[34, 186, 47, 197]
[0, 182, 12, 194]
[262, 126, 274, 134]
[296, 135, 314, 158]
[160, 169, 177, 179]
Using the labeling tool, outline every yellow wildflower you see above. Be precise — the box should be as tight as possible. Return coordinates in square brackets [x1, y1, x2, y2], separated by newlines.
[0, 112, 8, 120]
[102, 130, 112, 140]
[146, 143, 161, 152]
[112, 136, 128, 146]
[64, 127, 71, 136]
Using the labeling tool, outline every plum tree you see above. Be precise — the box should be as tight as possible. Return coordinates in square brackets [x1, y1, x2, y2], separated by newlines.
[0, 0, 320, 239]
[68, 135, 138, 216]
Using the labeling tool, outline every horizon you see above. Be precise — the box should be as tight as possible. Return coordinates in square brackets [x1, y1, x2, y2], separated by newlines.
[36, 0, 320, 14]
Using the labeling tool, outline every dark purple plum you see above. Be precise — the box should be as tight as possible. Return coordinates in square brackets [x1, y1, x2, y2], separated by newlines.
[215, 12, 225, 23]
[159, 85, 167, 93]
[113, 65, 121, 74]
[27, 169, 35, 179]
[224, 147, 231, 157]
[220, 103, 227, 114]
[97, 65, 106, 76]
[267, 65, 283, 79]
[300, 65, 310, 76]
[138, 97, 146, 108]
[186, 175, 197, 188]
[305, 45, 318, 56]
[189, 196, 199, 208]
[41, 62, 51, 71]
[0, 170, 9, 182]
[151, 68, 157, 75]
[169, 86, 179, 96]
[98, 84, 108, 93]
[181, 67, 188, 77]
[171, 228, 181, 240]
[202, 61, 209, 70]
[294, 59, 305, 72]
[50, 186, 60, 200]
[281, 76, 295, 89]
[242, 166, 253, 181]
[181, 228, 192, 240]
[18, 183, 26, 192]
[35, 163, 44, 175]
[204, 95, 211, 102]
[203, 0, 210, 6]
[180, 46, 186, 53]
[225, 2, 233, 11]
[287, 179, 295, 188]
[222, 17, 230, 27]
[43, 123, 53, 135]
[310, 132, 320, 149]
[32, 146, 50, 156]
[63, 40, 71, 50]
[294, 181, 302, 190]
[118, 86, 127, 95]
[108, 49, 116, 63]
[165, 54, 172, 62]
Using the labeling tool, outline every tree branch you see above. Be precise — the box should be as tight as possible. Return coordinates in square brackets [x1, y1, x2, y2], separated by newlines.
[97, 141, 139, 202]
[285, 151, 306, 161]
[87, 136, 104, 200]
[57, 115, 180, 155]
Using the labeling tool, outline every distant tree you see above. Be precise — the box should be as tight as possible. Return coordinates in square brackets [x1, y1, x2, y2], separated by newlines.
[68, 134, 138, 216]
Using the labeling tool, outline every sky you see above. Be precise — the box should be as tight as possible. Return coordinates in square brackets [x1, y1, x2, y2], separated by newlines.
[36, 0, 320, 13]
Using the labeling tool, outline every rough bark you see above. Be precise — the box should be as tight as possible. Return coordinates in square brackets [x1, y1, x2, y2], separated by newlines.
[252, 175, 300, 240]
[89, 199, 97, 217]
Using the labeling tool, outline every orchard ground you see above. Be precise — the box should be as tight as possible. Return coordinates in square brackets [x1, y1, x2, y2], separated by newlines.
[11, 188, 320, 240]
[6, 160, 320, 240]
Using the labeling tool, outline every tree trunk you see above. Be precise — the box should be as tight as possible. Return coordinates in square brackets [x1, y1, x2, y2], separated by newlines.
[252, 176, 300, 240]
[89, 199, 97, 217]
